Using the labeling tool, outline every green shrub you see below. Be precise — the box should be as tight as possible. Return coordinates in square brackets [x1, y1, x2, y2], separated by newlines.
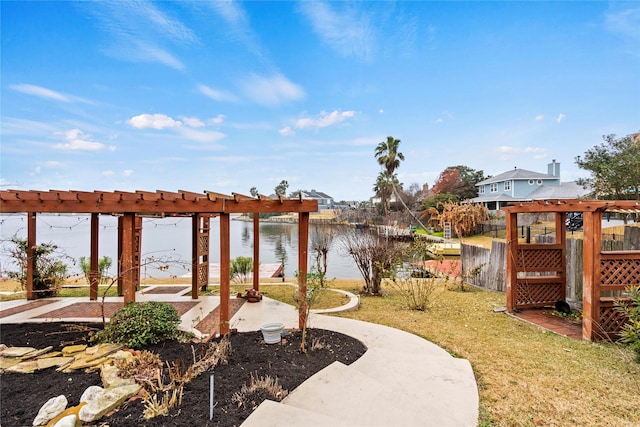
[94, 302, 182, 348]
[616, 286, 640, 363]
[5, 236, 68, 298]
[230, 256, 253, 283]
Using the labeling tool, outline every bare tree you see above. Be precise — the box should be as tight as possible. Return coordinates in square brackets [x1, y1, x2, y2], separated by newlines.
[339, 228, 404, 295]
[310, 225, 337, 286]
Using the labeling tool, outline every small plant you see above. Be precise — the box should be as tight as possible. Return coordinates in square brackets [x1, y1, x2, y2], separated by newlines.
[616, 285, 640, 363]
[78, 255, 112, 284]
[231, 373, 288, 409]
[93, 301, 182, 348]
[297, 268, 327, 352]
[230, 256, 253, 284]
[115, 350, 163, 383]
[388, 267, 440, 311]
[4, 236, 69, 298]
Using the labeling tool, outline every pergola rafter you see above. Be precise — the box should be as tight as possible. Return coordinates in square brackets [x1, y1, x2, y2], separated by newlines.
[502, 199, 640, 340]
[0, 189, 318, 334]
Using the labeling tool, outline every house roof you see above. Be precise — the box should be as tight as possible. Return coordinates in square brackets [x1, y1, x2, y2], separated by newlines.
[526, 181, 591, 200]
[302, 190, 333, 199]
[476, 168, 556, 185]
[470, 194, 525, 203]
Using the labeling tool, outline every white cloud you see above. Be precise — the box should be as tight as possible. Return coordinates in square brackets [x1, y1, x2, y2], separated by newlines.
[207, 114, 226, 125]
[605, 7, 640, 53]
[556, 113, 566, 123]
[279, 126, 294, 136]
[379, 109, 384, 113]
[102, 170, 114, 177]
[435, 118, 443, 124]
[298, 2, 374, 61]
[177, 127, 226, 144]
[122, 170, 134, 176]
[535, 114, 544, 121]
[10, 84, 70, 102]
[83, 1, 195, 70]
[182, 117, 205, 128]
[128, 113, 182, 130]
[295, 110, 355, 130]
[239, 74, 305, 106]
[54, 129, 111, 151]
[198, 84, 239, 103]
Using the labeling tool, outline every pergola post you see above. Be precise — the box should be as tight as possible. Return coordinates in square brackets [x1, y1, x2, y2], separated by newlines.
[192, 214, 210, 299]
[298, 212, 310, 329]
[120, 213, 136, 304]
[219, 213, 231, 335]
[505, 211, 518, 311]
[26, 212, 36, 300]
[253, 215, 260, 291]
[89, 213, 99, 301]
[555, 212, 567, 303]
[582, 211, 601, 340]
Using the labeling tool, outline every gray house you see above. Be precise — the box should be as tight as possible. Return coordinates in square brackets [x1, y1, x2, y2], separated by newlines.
[300, 189, 335, 212]
[471, 160, 589, 214]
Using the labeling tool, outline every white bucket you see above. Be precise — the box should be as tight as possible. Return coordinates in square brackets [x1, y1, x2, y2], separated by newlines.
[260, 322, 285, 344]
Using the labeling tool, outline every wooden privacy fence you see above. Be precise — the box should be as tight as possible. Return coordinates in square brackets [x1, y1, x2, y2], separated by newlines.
[461, 226, 640, 302]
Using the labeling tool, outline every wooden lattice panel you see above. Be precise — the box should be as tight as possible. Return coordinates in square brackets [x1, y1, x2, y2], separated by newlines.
[517, 248, 563, 271]
[600, 258, 640, 288]
[198, 234, 209, 254]
[597, 303, 629, 339]
[515, 281, 563, 307]
[197, 263, 208, 288]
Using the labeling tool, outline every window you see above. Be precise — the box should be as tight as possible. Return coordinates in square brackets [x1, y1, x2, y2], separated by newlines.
[490, 183, 498, 193]
[479, 186, 485, 194]
[504, 181, 511, 191]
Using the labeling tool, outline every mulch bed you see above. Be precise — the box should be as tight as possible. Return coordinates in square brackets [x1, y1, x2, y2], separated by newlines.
[0, 322, 367, 427]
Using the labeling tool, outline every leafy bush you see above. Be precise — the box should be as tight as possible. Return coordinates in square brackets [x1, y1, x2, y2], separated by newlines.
[5, 236, 68, 298]
[94, 302, 182, 348]
[616, 286, 640, 363]
[78, 255, 112, 284]
[230, 256, 253, 283]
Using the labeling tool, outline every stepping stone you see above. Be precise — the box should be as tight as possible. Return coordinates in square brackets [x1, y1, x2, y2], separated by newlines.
[1, 347, 37, 357]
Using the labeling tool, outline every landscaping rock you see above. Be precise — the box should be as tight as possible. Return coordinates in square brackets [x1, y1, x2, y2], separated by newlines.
[50, 414, 78, 427]
[101, 364, 136, 389]
[1, 346, 37, 357]
[78, 384, 141, 422]
[21, 346, 53, 360]
[32, 395, 67, 426]
[43, 403, 85, 427]
[61, 345, 86, 356]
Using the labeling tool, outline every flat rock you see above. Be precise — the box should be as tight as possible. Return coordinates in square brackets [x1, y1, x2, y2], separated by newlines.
[1, 346, 37, 357]
[37, 357, 74, 371]
[32, 394, 68, 426]
[101, 364, 137, 389]
[78, 384, 141, 422]
[6, 360, 38, 373]
[21, 346, 54, 360]
[0, 357, 21, 370]
[61, 345, 87, 356]
[50, 414, 77, 427]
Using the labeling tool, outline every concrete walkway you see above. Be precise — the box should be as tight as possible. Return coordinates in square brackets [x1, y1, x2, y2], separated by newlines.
[1, 286, 479, 426]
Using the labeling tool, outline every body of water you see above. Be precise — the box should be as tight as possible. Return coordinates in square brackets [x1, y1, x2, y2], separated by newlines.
[0, 214, 361, 279]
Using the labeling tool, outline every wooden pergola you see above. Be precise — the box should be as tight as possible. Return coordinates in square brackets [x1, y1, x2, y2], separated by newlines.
[502, 199, 640, 340]
[0, 189, 318, 334]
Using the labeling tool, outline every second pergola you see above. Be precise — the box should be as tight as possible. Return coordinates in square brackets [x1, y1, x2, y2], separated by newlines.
[501, 199, 640, 340]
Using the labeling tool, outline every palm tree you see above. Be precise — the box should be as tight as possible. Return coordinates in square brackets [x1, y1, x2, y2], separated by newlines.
[375, 137, 404, 221]
[375, 136, 404, 176]
[373, 171, 394, 217]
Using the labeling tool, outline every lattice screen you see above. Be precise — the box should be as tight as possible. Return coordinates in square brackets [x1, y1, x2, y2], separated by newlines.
[517, 248, 563, 270]
[515, 281, 564, 307]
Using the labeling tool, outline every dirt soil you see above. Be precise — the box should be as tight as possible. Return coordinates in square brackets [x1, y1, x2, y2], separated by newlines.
[0, 322, 367, 427]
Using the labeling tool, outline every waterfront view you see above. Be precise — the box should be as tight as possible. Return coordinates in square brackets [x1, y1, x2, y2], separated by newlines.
[0, 214, 361, 280]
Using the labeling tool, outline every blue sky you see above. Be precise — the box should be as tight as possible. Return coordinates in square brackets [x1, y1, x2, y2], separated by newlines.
[1, 1, 639, 202]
